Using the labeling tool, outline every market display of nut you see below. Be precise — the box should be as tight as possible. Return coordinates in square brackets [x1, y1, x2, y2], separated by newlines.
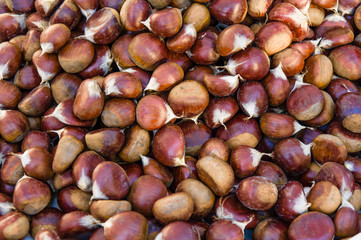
[1, 0, 361, 239]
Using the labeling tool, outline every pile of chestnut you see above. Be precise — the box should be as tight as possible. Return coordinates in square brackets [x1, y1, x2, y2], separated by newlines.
[1, 0, 361, 239]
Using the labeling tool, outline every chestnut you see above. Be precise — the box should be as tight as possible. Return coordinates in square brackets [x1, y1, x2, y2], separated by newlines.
[74, 0, 98, 19]
[0, 13, 26, 42]
[209, 0, 247, 24]
[269, 3, 309, 41]
[154, 221, 199, 240]
[222, 47, 270, 81]
[73, 79, 104, 121]
[121, 163, 143, 186]
[31, 207, 62, 237]
[275, 181, 310, 222]
[120, 0, 151, 32]
[53, 135, 84, 173]
[17, 83, 53, 117]
[0, 42, 21, 79]
[311, 134, 347, 165]
[315, 162, 355, 201]
[199, 137, 229, 162]
[203, 97, 239, 129]
[290, 40, 316, 59]
[307, 181, 342, 214]
[329, 45, 361, 81]
[260, 112, 308, 139]
[216, 114, 262, 149]
[272, 48, 304, 77]
[171, 156, 198, 190]
[230, 146, 271, 178]
[217, 24, 254, 56]
[253, 217, 288, 240]
[304, 91, 335, 127]
[334, 201, 358, 238]
[176, 178, 215, 219]
[25, 12, 49, 30]
[206, 219, 247, 240]
[141, 8, 182, 38]
[35, 229, 60, 240]
[336, 92, 361, 134]
[128, 175, 167, 217]
[186, 30, 219, 65]
[0, 80, 21, 110]
[0, 211, 30, 240]
[32, 50, 61, 83]
[50, 73, 82, 104]
[0, 110, 29, 143]
[215, 195, 258, 229]
[0, 193, 14, 216]
[183, 3, 211, 32]
[256, 22, 293, 56]
[40, 23, 71, 55]
[81, 7, 121, 45]
[53, 170, 74, 191]
[326, 78, 359, 101]
[203, 74, 240, 97]
[58, 211, 100, 238]
[85, 128, 124, 157]
[152, 192, 194, 225]
[254, 161, 288, 189]
[274, 138, 312, 176]
[288, 212, 335, 240]
[50, 0, 82, 30]
[166, 24, 197, 53]
[237, 81, 268, 118]
[237, 176, 278, 211]
[119, 125, 150, 163]
[103, 72, 142, 99]
[57, 185, 91, 213]
[152, 124, 186, 167]
[136, 94, 178, 131]
[128, 33, 167, 71]
[248, 0, 273, 17]
[145, 62, 184, 92]
[13, 176, 51, 215]
[14, 65, 41, 90]
[72, 151, 104, 192]
[1, 155, 24, 185]
[22, 28, 41, 62]
[91, 161, 130, 201]
[78, 45, 113, 79]
[90, 200, 132, 222]
[103, 211, 148, 240]
[141, 155, 173, 187]
[196, 156, 234, 196]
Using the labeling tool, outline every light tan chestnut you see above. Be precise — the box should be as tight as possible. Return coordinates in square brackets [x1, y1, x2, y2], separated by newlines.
[176, 178, 215, 219]
[152, 192, 194, 225]
[90, 200, 131, 222]
[0, 212, 30, 240]
[101, 98, 136, 128]
[52, 135, 84, 173]
[119, 125, 150, 163]
[196, 156, 234, 196]
[73, 79, 104, 120]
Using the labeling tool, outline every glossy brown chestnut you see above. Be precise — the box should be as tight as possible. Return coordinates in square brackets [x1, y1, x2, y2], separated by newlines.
[142, 8, 182, 38]
[57, 185, 91, 213]
[166, 24, 197, 53]
[103, 72, 142, 99]
[254, 161, 288, 189]
[206, 219, 246, 240]
[18, 83, 53, 117]
[203, 97, 239, 129]
[14, 65, 41, 90]
[152, 124, 185, 167]
[141, 155, 173, 187]
[217, 24, 254, 56]
[1, 155, 24, 185]
[288, 212, 335, 240]
[0, 42, 21, 79]
[209, 0, 247, 24]
[0, 110, 30, 143]
[32, 50, 61, 83]
[237, 81, 268, 118]
[0, 80, 21, 109]
[272, 48, 305, 77]
[120, 0, 151, 32]
[186, 30, 219, 65]
[237, 176, 278, 210]
[58, 211, 100, 238]
[216, 114, 262, 149]
[145, 62, 184, 92]
[128, 33, 167, 71]
[334, 202, 358, 238]
[121, 163, 143, 186]
[91, 161, 130, 201]
[49, 0, 82, 30]
[199, 137, 229, 161]
[85, 128, 124, 157]
[53, 170, 74, 191]
[0, 211, 30, 240]
[31, 207, 62, 238]
[50, 73, 82, 104]
[78, 45, 113, 79]
[326, 78, 359, 101]
[304, 91, 335, 127]
[40, 23, 71, 54]
[311, 134, 347, 165]
[103, 211, 147, 240]
[154, 221, 199, 240]
[329, 45, 361, 81]
[22, 28, 41, 62]
[275, 181, 310, 222]
[336, 92, 361, 133]
[253, 217, 288, 240]
[81, 7, 122, 45]
[128, 175, 167, 217]
[13, 176, 51, 215]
